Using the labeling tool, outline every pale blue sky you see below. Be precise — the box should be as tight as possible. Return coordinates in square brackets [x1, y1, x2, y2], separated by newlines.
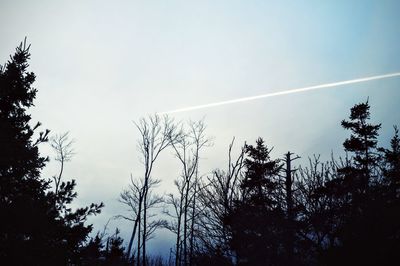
[1, 0, 400, 256]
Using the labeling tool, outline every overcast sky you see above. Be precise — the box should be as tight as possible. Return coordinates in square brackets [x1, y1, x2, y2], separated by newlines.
[1, 0, 400, 256]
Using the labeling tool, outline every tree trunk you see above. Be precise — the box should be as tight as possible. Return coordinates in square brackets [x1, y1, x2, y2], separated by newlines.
[183, 181, 189, 266]
[189, 184, 197, 266]
[285, 152, 294, 265]
[127, 215, 139, 261]
[142, 182, 148, 266]
[137, 200, 142, 266]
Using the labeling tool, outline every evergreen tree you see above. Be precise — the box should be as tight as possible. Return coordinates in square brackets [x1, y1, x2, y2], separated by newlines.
[81, 229, 129, 266]
[381, 126, 400, 197]
[323, 100, 385, 265]
[104, 229, 126, 265]
[0, 40, 103, 265]
[377, 127, 400, 264]
[225, 138, 284, 265]
[340, 100, 381, 192]
[81, 233, 105, 265]
[241, 138, 282, 200]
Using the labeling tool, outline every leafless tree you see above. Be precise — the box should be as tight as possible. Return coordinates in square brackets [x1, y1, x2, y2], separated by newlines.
[165, 120, 211, 266]
[196, 138, 245, 260]
[50, 132, 74, 196]
[119, 177, 169, 264]
[132, 114, 180, 266]
[295, 155, 344, 256]
[278, 152, 300, 264]
[164, 180, 185, 266]
[118, 175, 144, 261]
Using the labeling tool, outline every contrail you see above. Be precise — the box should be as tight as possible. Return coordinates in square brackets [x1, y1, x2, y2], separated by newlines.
[158, 72, 400, 115]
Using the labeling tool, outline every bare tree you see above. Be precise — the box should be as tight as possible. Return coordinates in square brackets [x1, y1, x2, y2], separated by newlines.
[295, 155, 344, 257]
[165, 120, 211, 266]
[133, 114, 179, 266]
[196, 138, 245, 260]
[118, 175, 144, 261]
[50, 132, 74, 196]
[164, 180, 185, 266]
[280, 152, 300, 264]
[118, 174, 172, 264]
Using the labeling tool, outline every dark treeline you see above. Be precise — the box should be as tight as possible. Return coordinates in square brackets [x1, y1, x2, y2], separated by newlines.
[1, 42, 399, 266]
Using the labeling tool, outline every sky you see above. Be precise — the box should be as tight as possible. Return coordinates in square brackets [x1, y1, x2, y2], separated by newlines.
[1, 0, 400, 257]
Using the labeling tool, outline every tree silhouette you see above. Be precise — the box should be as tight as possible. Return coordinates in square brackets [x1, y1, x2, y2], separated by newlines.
[2, 40, 399, 266]
[0, 40, 103, 265]
[319, 100, 398, 265]
[165, 119, 210, 266]
[381, 126, 400, 198]
[80, 229, 129, 266]
[196, 102, 399, 266]
[133, 114, 179, 266]
[196, 137, 245, 263]
[81, 233, 104, 265]
[376, 127, 400, 265]
[225, 138, 285, 265]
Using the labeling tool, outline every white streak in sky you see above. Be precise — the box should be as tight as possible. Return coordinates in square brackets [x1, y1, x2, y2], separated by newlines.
[159, 72, 400, 114]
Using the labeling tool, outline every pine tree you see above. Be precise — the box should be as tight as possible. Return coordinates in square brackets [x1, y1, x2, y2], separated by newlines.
[0, 40, 103, 265]
[377, 127, 400, 264]
[323, 100, 384, 265]
[340, 100, 381, 193]
[225, 138, 284, 265]
[104, 229, 127, 265]
[81, 233, 105, 265]
[381, 126, 400, 197]
[241, 138, 281, 200]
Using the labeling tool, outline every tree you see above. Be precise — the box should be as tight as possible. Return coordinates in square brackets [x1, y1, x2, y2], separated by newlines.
[81, 233, 104, 265]
[118, 176, 166, 263]
[280, 152, 300, 265]
[80, 228, 129, 266]
[196, 137, 245, 263]
[0, 40, 103, 265]
[50, 132, 74, 196]
[225, 138, 284, 265]
[318, 100, 386, 265]
[376, 126, 400, 264]
[104, 229, 127, 265]
[295, 155, 344, 264]
[340, 100, 381, 192]
[293, 101, 400, 265]
[165, 120, 210, 266]
[118, 175, 144, 261]
[381, 126, 400, 198]
[134, 114, 179, 266]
